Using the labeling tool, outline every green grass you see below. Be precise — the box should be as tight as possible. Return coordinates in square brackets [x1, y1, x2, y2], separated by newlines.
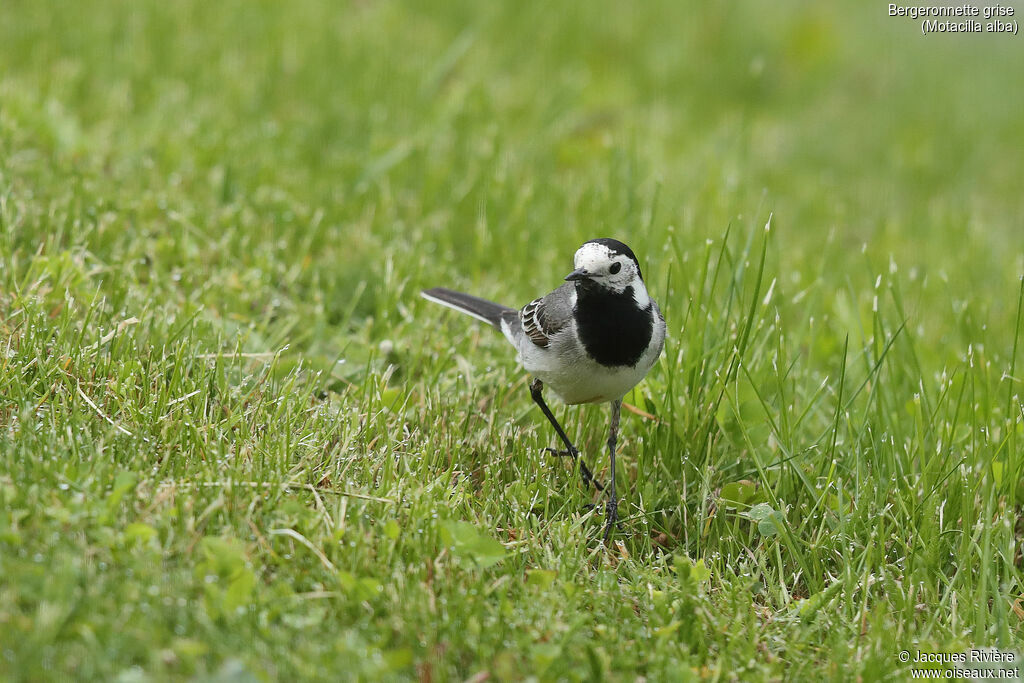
[2, 1, 1023, 680]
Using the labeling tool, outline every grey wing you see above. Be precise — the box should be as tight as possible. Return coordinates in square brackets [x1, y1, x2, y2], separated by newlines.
[519, 283, 575, 348]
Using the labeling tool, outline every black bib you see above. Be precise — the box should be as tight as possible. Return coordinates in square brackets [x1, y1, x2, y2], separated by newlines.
[574, 286, 653, 368]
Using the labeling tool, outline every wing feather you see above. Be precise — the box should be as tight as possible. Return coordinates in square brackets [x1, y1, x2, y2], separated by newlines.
[519, 283, 575, 348]
[520, 298, 550, 347]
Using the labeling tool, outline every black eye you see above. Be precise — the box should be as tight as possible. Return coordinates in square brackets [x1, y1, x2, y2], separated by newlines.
[609, 262, 621, 275]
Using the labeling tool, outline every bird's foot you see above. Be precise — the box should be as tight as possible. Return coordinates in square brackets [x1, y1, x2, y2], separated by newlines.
[602, 495, 619, 542]
[544, 447, 605, 491]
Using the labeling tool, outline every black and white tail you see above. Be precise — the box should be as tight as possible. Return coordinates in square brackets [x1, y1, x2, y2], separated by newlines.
[421, 288, 515, 329]
[417, 286, 516, 329]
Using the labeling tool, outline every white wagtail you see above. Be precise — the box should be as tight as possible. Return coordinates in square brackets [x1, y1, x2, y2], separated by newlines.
[422, 238, 666, 541]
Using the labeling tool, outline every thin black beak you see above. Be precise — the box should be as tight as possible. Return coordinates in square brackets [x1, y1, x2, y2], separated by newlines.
[564, 268, 590, 282]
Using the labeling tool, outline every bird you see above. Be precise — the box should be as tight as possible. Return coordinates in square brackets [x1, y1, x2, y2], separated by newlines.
[421, 238, 665, 541]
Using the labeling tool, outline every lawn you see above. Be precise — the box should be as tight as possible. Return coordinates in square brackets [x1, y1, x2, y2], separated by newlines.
[1, 1, 1022, 680]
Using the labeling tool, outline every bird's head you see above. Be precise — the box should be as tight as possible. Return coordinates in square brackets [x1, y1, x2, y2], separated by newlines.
[564, 238, 647, 303]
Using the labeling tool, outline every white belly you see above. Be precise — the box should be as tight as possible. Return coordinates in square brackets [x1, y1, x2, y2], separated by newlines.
[514, 322, 664, 405]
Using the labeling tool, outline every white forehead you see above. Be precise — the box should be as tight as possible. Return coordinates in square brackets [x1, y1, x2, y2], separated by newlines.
[573, 242, 617, 270]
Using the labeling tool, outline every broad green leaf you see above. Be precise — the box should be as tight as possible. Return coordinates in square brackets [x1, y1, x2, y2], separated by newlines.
[123, 522, 158, 545]
[720, 479, 758, 507]
[338, 571, 382, 601]
[673, 554, 711, 583]
[440, 520, 506, 568]
[200, 536, 248, 577]
[743, 502, 784, 537]
[525, 568, 557, 589]
[223, 567, 256, 611]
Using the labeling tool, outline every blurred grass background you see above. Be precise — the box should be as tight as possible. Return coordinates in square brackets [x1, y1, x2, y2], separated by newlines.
[1, 1, 1022, 680]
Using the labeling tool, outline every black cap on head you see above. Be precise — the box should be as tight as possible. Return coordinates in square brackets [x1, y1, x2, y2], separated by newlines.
[583, 238, 642, 279]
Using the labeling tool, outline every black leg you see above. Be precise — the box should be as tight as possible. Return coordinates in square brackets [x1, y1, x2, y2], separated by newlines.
[529, 379, 604, 491]
[603, 399, 622, 542]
